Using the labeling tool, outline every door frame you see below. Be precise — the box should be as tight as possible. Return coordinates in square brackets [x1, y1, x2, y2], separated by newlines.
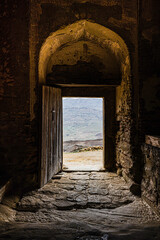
[62, 86, 116, 172]
[39, 85, 116, 187]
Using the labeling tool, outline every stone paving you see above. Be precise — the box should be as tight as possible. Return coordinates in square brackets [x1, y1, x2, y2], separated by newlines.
[16, 172, 136, 213]
[0, 172, 160, 239]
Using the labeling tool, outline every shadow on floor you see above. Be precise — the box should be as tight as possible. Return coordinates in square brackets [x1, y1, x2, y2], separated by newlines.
[0, 222, 160, 240]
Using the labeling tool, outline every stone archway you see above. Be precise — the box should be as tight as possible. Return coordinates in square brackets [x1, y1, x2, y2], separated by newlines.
[39, 20, 130, 85]
[38, 20, 132, 185]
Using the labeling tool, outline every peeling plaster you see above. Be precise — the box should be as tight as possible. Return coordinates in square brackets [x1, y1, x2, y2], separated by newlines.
[39, 20, 130, 84]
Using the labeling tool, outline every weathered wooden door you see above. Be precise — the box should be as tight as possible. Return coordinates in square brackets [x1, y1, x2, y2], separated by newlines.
[40, 85, 62, 187]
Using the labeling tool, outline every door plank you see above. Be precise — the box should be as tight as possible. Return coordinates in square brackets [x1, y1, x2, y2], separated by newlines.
[57, 89, 62, 171]
[41, 86, 49, 186]
[41, 86, 62, 187]
[47, 87, 53, 181]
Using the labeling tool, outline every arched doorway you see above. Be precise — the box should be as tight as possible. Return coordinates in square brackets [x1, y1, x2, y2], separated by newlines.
[39, 20, 131, 187]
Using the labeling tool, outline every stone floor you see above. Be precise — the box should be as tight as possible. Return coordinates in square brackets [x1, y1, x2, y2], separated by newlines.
[0, 172, 160, 239]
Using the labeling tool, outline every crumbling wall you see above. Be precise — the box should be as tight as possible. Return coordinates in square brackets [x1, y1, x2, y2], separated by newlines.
[141, 136, 160, 215]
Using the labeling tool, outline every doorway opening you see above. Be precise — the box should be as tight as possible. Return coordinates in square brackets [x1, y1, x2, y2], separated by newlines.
[39, 20, 131, 187]
[62, 97, 104, 171]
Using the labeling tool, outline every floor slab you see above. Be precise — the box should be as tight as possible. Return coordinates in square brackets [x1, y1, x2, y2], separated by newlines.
[0, 172, 160, 239]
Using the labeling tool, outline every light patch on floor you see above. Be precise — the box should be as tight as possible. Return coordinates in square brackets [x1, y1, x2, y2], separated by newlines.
[63, 150, 104, 171]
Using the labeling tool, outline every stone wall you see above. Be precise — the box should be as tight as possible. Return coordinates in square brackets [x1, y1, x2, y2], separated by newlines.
[0, 0, 159, 191]
[0, 0, 38, 190]
[141, 136, 160, 215]
[139, 0, 160, 136]
[0, 0, 140, 190]
[31, 0, 140, 186]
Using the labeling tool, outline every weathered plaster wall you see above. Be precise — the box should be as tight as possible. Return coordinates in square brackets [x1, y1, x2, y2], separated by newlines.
[46, 40, 120, 82]
[0, 0, 37, 190]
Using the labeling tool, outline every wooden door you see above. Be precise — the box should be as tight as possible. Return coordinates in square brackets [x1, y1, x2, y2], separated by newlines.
[40, 85, 62, 187]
